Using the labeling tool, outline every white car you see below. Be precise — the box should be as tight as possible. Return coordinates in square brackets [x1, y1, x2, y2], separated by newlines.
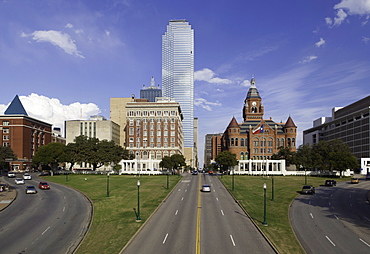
[201, 185, 211, 192]
[7, 172, 16, 178]
[15, 178, 25, 185]
[23, 173, 32, 180]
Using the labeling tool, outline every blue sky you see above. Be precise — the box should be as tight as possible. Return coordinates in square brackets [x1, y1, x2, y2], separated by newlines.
[1, 0, 370, 166]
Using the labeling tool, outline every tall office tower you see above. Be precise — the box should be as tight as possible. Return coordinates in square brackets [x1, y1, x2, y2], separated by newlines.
[162, 20, 195, 167]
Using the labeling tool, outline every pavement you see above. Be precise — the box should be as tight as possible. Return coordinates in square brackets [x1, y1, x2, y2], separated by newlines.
[0, 179, 17, 211]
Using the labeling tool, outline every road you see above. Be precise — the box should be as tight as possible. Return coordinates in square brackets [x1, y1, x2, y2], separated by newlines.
[290, 179, 370, 254]
[0, 173, 92, 254]
[122, 173, 276, 254]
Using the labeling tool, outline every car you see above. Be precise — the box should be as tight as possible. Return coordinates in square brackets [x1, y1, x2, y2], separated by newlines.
[351, 178, 359, 184]
[325, 180, 336, 186]
[201, 184, 211, 192]
[25, 186, 37, 194]
[301, 185, 315, 194]
[366, 174, 370, 180]
[192, 171, 198, 175]
[23, 173, 32, 180]
[15, 178, 25, 185]
[7, 172, 16, 178]
[39, 182, 50, 190]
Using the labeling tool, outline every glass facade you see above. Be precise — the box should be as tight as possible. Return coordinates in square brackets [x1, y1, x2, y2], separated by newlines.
[162, 20, 194, 148]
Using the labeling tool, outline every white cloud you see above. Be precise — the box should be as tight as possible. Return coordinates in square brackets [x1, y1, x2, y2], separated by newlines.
[240, 80, 250, 87]
[194, 68, 232, 84]
[363, 36, 370, 43]
[327, 0, 370, 27]
[194, 98, 222, 111]
[315, 38, 326, 47]
[22, 30, 84, 58]
[0, 94, 100, 134]
[65, 23, 74, 29]
[300, 55, 318, 64]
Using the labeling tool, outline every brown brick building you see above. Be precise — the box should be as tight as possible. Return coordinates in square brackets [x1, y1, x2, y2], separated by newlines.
[221, 78, 297, 160]
[1, 95, 52, 171]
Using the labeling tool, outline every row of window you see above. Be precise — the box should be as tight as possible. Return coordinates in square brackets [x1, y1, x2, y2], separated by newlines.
[128, 110, 177, 117]
[129, 118, 177, 125]
[129, 124, 176, 131]
[129, 130, 176, 137]
[129, 143, 177, 148]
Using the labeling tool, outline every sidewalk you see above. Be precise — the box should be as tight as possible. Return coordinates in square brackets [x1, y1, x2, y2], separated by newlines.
[0, 185, 17, 211]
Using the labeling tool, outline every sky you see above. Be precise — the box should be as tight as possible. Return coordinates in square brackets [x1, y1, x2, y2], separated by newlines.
[1, 0, 370, 167]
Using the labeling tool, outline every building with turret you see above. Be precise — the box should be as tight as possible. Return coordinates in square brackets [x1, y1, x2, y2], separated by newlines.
[221, 78, 297, 161]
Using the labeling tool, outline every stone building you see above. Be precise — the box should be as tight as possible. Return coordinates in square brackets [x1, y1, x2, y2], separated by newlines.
[221, 78, 297, 160]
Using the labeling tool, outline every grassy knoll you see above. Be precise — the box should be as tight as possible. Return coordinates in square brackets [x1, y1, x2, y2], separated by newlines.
[220, 175, 349, 254]
[43, 174, 180, 254]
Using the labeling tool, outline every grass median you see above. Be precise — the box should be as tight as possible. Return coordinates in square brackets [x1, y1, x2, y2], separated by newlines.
[220, 175, 349, 254]
[43, 174, 180, 254]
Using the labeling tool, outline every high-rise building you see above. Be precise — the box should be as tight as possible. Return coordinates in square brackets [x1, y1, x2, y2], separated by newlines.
[162, 19, 195, 167]
[140, 77, 162, 102]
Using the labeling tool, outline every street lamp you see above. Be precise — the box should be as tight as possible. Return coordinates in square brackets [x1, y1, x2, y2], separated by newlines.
[136, 180, 141, 222]
[263, 183, 268, 226]
[166, 170, 169, 189]
[271, 176, 275, 201]
[232, 168, 235, 191]
[106, 173, 110, 197]
[65, 172, 69, 182]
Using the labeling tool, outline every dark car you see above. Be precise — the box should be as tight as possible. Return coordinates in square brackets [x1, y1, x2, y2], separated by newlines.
[39, 182, 50, 190]
[301, 185, 315, 194]
[192, 171, 198, 175]
[325, 180, 336, 186]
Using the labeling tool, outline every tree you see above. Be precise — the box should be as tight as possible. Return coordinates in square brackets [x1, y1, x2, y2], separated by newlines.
[215, 151, 238, 173]
[295, 144, 314, 170]
[327, 139, 358, 176]
[271, 146, 296, 166]
[32, 143, 67, 170]
[159, 156, 173, 172]
[0, 146, 17, 170]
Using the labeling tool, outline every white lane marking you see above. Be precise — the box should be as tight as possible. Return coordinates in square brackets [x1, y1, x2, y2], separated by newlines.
[42, 226, 50, 235]
[178, 189, 181, 191]
[216, 197, 219, 201]
[175, 210, 178, 216]
[360, 238, 370, 248]
[185, 189, 187, 192]
[163, 233, 169, 244]
[230, 235, 236, 246]
[334, 214, 339, 220]
[364, 216, 370, 222]
[326, 236, 336, 246]
[181, 197, 184, 201]
[310, 213, 314, 219]
[63, 206, 66, 212]
[213, 189, 215, 192]
[329, 202, 331, 206]
[221, 210, 224, 216]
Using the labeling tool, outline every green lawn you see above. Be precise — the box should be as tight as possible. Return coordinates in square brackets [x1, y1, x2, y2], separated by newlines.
[220, 175, 349, 254]
[43, 174, 180, 254]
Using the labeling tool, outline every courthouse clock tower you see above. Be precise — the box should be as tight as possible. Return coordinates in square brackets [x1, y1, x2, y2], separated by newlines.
[243, 78, 264, 121]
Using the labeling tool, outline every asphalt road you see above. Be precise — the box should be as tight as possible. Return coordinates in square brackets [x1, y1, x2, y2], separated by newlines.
[0, 173, 92, 254]
[122, 173, 276, 254]
[290, 179, 370, 254]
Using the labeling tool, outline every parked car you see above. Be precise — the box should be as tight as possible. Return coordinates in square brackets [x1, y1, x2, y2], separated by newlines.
[15, 178, 25, 185]
[351, 178, 359, 184]
[201, 184, 211, 192]
[192, 171, 198, 175]
[325, 180, 336, 186]
[7, 172, 16, 178]
[39, 182, 50, 190]
[25, 186, 37, 194]
[301, 185, 315, 194]
[23, 173, 32, 180]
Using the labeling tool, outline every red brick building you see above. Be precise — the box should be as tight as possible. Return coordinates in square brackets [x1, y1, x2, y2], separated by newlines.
[1, 95, 52, 171]
[221, 78, 297, 160]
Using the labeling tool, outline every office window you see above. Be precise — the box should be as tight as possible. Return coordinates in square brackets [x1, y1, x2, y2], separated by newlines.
[3, 121, 9, 126]
[3, 128, 9, 134]
[129, 128, 134, 135]
[157, 111, 162, 116]
[3, 135, 9, 140]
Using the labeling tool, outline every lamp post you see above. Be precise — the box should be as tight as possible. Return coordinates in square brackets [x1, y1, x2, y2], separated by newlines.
[271, 176, 275, 201]
[166, 171, 169, 189]
[65, 172, 69, 182]
[304, 168, 307, 185]
[106, 173, 110, 197]
[136, 180, 141, 221]
[263, 183, 268, 226]
[232, 168, 235, 191]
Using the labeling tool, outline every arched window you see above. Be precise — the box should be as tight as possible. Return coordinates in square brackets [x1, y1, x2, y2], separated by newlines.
[235, 138, 238, 146]
[287, 138, 291, 146]
[231, 138, 234, 146]
[240, 138, 244, 146]
[292, 138, 296, 146]
[240, 152, 244, 160]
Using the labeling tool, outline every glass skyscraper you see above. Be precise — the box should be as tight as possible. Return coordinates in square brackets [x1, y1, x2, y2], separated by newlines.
[162, 20, 194, 148]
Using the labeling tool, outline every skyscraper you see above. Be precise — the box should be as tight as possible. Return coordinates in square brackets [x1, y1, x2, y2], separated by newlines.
[140, 76, 162, 102]
[162, 20, 195, 167]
